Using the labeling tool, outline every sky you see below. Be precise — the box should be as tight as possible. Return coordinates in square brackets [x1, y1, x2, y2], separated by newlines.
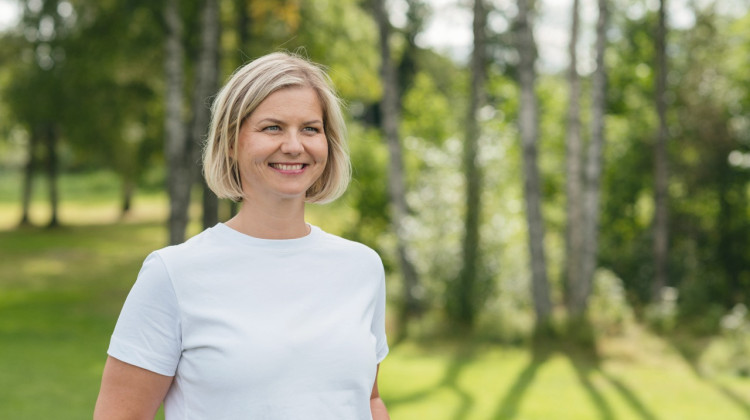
[413, 0, 705, 72]
[0, 0, 19, 29]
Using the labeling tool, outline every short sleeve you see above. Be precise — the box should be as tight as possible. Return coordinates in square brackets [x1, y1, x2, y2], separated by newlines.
[107, 252, 182, 376]
[371, 264, 389, 363]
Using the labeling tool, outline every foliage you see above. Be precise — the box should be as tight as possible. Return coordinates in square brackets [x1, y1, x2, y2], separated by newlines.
[597, 4, 750, 325]
[704, 304, 750, 377]
[0, 0, 749, 342]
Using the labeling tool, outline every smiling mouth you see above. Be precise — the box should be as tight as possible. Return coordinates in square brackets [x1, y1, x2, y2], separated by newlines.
[269, 163, 306, 171]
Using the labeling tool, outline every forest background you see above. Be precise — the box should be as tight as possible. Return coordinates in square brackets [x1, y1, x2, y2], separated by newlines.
[1, 0, 749, 418]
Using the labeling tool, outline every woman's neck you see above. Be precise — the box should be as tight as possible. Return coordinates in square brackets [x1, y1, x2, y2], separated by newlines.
[225, 198, 309, 240]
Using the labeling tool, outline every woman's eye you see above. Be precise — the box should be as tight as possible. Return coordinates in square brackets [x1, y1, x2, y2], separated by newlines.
[263, 125, 281, 132]
[303, 127, 320, 133]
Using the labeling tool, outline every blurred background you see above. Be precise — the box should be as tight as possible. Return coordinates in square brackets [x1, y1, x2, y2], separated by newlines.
[1, 0, 749, 418]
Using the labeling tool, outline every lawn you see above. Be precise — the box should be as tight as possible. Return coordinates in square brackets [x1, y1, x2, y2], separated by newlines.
[1, 173, 749, 419]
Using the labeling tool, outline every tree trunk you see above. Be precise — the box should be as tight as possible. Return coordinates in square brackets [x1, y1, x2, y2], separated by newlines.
[19, 126, 39, 227]
[189, 0, 220, 229]
[653, 0, 669, 300]
[236, 0, 250, 56]
[44, 123, 59, 228]
[516, 0, 552, 329]
[164, 0, 191, 244]
[579, 0, 608, 315]
[373, 0, 422, 326]
[451, 0, 488, 327]
[565, 0, 585, 316]
[121, 177, 135, 216]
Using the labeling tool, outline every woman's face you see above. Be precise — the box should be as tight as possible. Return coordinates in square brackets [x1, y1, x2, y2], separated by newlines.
[235, 86, 328, 204]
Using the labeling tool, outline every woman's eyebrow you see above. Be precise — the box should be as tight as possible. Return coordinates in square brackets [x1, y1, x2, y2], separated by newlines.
[254, 118, 323, 125]
[255, 118, 284, 125]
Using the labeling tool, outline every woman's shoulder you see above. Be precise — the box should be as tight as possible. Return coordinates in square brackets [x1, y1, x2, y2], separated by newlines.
[313, 227, 382, 262]
[150, 225, 224, 264]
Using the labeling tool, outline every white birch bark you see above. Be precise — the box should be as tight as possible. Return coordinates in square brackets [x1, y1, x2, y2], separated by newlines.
[516, 0, 552, 326]
[189, 0, 221, 229]
[579, 0, 609, 315]
[373, 0, 422, 322]
[565, 0, 585, 316]
[164, 0, 190, 244]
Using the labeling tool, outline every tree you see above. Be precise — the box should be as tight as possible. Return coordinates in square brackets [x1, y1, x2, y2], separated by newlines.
[665, 5, 750, 318]
[579, 0, 608, 316]
[448, 0, 488, 327]
[566, 0, 609, 322]
[164, 0, 191, 245]
[164, 0, 221, 243]
[564, 0, 584, 316]
[19, 128, 39, 226]
[373, 0, 422, 328]
[653, 0, 669, 299]
[515, 0, 552, 330]
[4, 0, 73, 228]
[188, 0, 220, 229]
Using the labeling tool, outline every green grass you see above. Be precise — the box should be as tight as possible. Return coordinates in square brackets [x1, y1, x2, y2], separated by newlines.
[1, 171, 750, 419]
[380, 335, 750, 420]
[0, 222, 165, 419]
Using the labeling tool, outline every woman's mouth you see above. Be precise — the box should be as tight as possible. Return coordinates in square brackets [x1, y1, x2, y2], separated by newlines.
[269, 163, 306, 171]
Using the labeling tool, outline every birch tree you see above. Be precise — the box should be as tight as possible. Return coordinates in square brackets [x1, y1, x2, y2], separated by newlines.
[578, 0, 608, 317]
[516, 0, 552, 329]
[441, 0, 488, 327]
[653, 0, 669, 299]
[164, 0, 190, 245]
[165, 0, 220, 243]
[373, 0, 422, 323]
[189, 0, 220, 229]
[565, 0, 584, 316]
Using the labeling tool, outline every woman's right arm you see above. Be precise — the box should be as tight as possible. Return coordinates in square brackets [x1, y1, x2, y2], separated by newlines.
[93, 356, 174, 420]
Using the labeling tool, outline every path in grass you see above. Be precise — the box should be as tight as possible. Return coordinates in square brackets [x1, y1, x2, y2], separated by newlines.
[1, 218, 749, 419]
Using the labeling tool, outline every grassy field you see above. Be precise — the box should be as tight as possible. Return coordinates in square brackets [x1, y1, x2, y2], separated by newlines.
[1, 172, 750, 419]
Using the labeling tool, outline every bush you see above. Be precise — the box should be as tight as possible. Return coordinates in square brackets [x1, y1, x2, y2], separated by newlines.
[588, 269, 635, 335]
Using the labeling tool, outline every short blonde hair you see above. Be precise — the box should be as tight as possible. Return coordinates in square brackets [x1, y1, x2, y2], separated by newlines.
[203, 52, 351, 203]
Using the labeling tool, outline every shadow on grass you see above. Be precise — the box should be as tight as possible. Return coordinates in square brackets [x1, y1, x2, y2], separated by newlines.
[385, 342, 475, 420]
[714, 382, 750, 418]
[564, 322, 660, 420]
[566, 349, 615, 420]
[598, 371, 658, 420]
[493, 322, 660, 420]
[492, 338, 553, 420]
[664, 331, 750, 418]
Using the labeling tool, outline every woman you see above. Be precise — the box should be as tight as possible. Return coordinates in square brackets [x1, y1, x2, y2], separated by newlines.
[94, 52, 390, 420]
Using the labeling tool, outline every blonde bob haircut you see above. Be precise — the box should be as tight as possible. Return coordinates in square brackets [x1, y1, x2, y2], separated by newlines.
[203, 51, 351, 203]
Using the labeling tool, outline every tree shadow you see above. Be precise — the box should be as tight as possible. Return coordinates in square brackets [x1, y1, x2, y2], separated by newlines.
[562, 323, 659, 420]
[599, 372, 658, 420]
[565, 346, 616, 420]
[714, 382, 750, 418]
[385, 341, 475, 420]
[492, 337, 554, 420]
[664, 331, 750, 417]
[663, 331, 713, 377]
[492, 320, 659, 420]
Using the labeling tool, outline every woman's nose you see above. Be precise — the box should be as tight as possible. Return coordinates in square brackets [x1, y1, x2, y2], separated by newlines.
[280, 132, 304, 155]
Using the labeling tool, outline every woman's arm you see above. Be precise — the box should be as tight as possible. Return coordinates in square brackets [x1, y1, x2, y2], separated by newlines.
[94, 356, 174, 420]
[370, 364, 391, 420]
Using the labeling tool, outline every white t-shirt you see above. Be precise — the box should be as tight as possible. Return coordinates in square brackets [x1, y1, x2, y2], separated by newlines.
[107, 223, 389, 420]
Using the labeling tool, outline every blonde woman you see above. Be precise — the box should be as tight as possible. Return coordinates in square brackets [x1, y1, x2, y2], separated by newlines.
[94, 52, 390, 420]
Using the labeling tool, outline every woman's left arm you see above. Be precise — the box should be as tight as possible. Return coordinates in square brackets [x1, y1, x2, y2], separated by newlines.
[370, 364, 391, 420]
